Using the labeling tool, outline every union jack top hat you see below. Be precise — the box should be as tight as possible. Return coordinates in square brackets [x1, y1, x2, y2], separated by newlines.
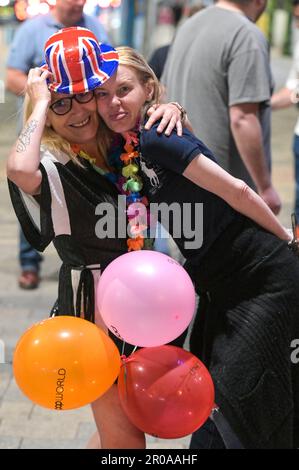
[42, 27, 119, 95]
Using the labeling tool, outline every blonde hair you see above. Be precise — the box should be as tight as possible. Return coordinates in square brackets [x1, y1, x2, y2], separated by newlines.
[116, 46, 161, 119]
[97, 46, 162, 160]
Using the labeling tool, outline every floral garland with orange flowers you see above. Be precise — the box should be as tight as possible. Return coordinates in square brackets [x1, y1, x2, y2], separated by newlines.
[71, 133, 154, 252]
[119, 131, 154, 252]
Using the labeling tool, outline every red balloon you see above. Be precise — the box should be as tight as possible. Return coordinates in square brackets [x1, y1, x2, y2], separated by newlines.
[118, 345, 215, 439]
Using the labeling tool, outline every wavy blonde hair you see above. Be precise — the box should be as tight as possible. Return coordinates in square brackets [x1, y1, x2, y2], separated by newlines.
[97, 46, 162, 160]
[116, 46, 161, 116]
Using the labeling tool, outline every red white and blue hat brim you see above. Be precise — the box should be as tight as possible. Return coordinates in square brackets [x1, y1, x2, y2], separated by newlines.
[41, 42, 118, 95]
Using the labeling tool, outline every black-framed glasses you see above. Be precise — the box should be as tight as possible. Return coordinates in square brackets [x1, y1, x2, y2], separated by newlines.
[49, 90, 95, 116]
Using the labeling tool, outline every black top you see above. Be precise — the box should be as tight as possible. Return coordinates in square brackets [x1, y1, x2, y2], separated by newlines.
[8, 147, 127, 320]
[8, 150, 127, 267]
[148, 45, 170, 80]
[139, 124, 238, 263]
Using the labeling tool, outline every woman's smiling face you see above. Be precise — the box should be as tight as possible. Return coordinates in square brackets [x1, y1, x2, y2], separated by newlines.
[47, 91, 99, 144]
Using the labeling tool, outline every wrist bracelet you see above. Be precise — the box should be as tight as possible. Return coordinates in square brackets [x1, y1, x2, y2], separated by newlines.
[170, 102, 187, 123]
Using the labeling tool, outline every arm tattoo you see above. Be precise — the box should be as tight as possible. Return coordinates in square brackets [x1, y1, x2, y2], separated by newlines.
[16, 120, 38, 153]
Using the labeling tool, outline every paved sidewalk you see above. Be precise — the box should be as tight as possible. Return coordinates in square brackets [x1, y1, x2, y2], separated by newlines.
[0, 53, 297, 449]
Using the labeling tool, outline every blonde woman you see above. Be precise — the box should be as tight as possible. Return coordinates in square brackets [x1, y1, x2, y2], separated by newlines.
[7, 28, 188, 449]
[92, 46, 299, 449]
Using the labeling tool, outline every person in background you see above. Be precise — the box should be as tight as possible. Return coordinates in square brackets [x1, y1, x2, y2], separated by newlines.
[148, 3, 204, 258]
[149, 3, 180, 57]
[148, 2, 204, 80]
[148, 4, 184, 80]
[5, 0, 109, 289]
[162, 0, 281, 216]
[271, 0, 299, 238]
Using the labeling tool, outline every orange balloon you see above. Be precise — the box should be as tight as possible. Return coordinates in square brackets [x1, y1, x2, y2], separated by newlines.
[13, 316, 120, 410]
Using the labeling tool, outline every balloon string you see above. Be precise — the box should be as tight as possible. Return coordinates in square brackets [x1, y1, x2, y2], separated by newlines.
[131, 345, 138, 355]
[121, 340, 126, 356]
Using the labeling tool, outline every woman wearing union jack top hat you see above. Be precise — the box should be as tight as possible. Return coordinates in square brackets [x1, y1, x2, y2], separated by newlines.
[6, 27, 188, 449]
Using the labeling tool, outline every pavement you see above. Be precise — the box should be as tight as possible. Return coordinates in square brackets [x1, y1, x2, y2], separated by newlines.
[0, 50, 297, 449]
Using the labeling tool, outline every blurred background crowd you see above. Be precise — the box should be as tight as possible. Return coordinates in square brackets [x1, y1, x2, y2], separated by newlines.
[0, 0, 295, 60]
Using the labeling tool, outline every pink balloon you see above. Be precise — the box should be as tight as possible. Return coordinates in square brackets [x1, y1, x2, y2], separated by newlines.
[96, 251, 196, 347]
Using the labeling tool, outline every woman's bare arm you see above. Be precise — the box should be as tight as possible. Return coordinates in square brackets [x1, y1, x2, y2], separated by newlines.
[6, 69, 50, 194]
[183, 154, 290, 241]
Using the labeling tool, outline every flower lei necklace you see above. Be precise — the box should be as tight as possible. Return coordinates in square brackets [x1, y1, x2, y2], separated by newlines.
[120, 131, 154, 251]
[71, 133, 154, 252]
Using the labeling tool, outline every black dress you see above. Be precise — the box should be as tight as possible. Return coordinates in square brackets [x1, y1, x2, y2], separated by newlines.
[8, 147, 128, 323]
[8, 146, 187, 356]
